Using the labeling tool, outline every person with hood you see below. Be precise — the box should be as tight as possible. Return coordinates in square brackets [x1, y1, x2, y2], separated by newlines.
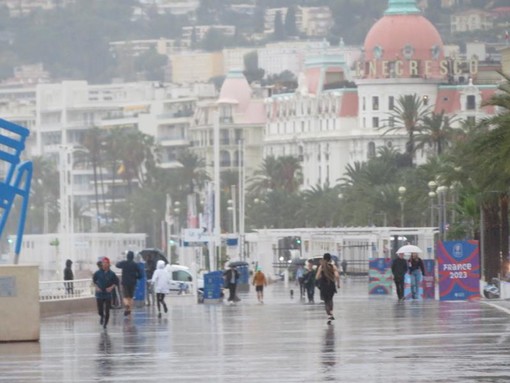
[93, 257, 119, 329]
[63, 259, 74, 294]
[116, 250, 142, 317]
[151, 260, 171, 318]
[391, 252, 409, 301]
[252, 267, 267, 303]
[316, 253, 340, 325]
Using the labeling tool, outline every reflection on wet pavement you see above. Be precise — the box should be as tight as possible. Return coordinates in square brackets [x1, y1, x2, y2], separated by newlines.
[1, 278, 510, 382]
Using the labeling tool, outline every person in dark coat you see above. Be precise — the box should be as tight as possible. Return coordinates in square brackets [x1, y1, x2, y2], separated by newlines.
[223, 266, 240, 303]
[93, 257, 119, 329]
[316, 253, 340, 325]
[63, 259, 74, 294]
[392, 252, 409, 301]
[302, 260, 316, 303]
[116, 251, 142, 316]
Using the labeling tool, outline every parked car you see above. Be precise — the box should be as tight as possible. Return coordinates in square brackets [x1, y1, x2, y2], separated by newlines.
[165, 264, 204, 294]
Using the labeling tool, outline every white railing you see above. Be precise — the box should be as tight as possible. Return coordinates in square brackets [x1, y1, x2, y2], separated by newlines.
[39, 279, 95, 301]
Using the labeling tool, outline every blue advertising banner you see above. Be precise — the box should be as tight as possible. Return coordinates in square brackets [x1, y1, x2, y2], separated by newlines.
[423, 259, 435, 299]
[369, 258, 392, 295]
[438, 240, 480, 301]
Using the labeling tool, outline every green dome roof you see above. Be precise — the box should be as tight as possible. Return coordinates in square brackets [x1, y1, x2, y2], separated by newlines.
[384, 0, 420, 15]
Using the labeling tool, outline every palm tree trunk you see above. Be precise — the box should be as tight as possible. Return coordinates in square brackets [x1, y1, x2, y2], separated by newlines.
[483, 201, 501, 281]
[500, 194, 509, 278]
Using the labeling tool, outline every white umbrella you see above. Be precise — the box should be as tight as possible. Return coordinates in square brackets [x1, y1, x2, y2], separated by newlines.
[396, 244, 423, 254]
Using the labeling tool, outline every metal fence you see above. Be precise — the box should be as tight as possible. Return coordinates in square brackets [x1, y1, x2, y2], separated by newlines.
[39, 279, 95, 301]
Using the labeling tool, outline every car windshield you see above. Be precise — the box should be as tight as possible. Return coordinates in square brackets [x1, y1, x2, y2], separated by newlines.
[172, 270, 192, 282]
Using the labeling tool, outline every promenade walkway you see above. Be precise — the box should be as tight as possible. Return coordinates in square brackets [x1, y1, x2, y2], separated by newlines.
[1, 278, 510, 382]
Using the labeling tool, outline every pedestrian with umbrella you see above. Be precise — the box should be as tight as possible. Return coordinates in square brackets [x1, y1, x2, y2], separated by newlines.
[409, 252, 425, 299]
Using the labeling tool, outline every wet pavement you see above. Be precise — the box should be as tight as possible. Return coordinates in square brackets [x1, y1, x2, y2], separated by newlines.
[1, 278, 510, 382]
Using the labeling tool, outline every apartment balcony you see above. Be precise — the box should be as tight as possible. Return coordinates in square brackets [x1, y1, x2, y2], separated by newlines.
[158, 135, 189, 147]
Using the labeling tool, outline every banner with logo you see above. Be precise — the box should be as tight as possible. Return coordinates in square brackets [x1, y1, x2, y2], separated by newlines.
[423, 259, 435, 299]
[368, 258, 392, 295]
[438, 240, 480, 301]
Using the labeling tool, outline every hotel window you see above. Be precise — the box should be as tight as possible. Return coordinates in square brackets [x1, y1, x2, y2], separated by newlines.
[388, 96, 394, 110]
[466, 95, 476, 110]
[372, 117, 379, 128]
[368, 142, 376, 158]
[362, 97, 366, 111]
[389, 116, 395, 127]
[372, 96, 379, 111]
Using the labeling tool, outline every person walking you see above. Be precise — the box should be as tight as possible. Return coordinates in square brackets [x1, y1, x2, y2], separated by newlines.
[341, 259, 348, 277]
[303, 260, 316, 303]
[223, 265, 240, 303]
[151, 260, 171, 318]
[252, 267, 268, 303]
[316, 253, 340, 325]
[63, 259, 74, 294]
[296, 265, 306, 299]
[391, 252, 409, 301]
[93, 257, 119, 330]
[116, 250, 142, 317]
[409, 252, 425, 299]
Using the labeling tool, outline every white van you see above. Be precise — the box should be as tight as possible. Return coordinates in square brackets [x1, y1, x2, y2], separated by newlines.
[165, 264, 204, 294]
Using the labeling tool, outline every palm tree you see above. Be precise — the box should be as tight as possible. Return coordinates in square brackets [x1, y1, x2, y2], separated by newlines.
[380, 94, 430, 167]
[27, 156, 59, 234]
[301, 183, 342, 227]
[82, 127, 106, 229]
[175, 149, 209, 195]
[248, 155, 302, 195]
[414, 112, 461, 156]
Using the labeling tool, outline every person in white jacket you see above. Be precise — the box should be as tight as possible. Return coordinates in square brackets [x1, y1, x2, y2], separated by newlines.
[151, 260, 171, 318]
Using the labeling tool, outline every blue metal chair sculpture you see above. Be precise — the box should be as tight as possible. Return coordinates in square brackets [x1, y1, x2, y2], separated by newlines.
[0, 118, 32, 263]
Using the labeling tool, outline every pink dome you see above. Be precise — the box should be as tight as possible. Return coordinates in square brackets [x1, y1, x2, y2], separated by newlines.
[219, 69, 251, 112]
[362, 14, 445, 79]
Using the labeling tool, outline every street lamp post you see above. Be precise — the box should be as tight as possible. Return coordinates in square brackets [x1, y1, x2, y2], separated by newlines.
[437, 185, 448, 241]
[398, 186, 406, 227]
[428, 180, 437, 227]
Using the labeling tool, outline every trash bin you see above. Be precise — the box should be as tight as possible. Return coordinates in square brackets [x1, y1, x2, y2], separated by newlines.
[133, 262, 146, 308]
[203, 271, 224, 304]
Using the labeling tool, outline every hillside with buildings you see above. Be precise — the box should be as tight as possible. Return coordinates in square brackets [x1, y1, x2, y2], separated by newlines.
[0, 0, 509, 269]
[0, 0, 508, 84]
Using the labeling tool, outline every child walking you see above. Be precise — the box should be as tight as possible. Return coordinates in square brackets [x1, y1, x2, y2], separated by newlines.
[151, 260, 171, 318]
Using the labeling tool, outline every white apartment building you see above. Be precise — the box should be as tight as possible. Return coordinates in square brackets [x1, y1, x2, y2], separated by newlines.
[181, 25, 236, 46]
[28, 81, 205, 226]
[264, 8, 290, 33]
[110, 38, 181, 58]
[299, 7, 334, 37]
[451, 9, 494, 33]
[223, 48, 257, 74]
[150, 0, 200, 16]
[0, 0, 75, 16]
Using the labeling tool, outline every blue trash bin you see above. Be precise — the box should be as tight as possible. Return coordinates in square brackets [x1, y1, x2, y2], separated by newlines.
[203, 271, 224, 303]
[133, 262, 146, 307]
